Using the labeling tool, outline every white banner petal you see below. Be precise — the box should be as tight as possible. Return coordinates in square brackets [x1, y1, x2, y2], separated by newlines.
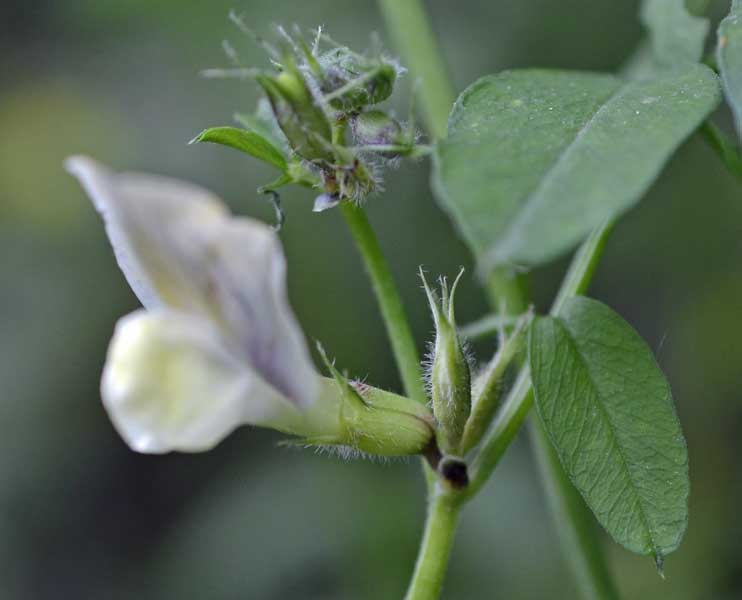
[65, 155, 228, 311]
[67, 156, 318, 408]
[102, 309, 300, 453]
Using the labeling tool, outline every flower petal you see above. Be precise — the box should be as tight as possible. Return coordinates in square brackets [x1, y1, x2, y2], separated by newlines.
[102, 309, 301, 453]
[65, 155, 228, 311]
[205, 219, 319, 407]
[66, 156, 318, 407]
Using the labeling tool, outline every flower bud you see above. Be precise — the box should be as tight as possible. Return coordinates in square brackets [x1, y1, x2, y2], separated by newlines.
[350, 110, 409, 159]
[421, 268, 471, 455]
[256, 58, 334, 162]
[318, 49, 398, 112]
[321, 157, 378, 203]
[351, 110, 402, 144]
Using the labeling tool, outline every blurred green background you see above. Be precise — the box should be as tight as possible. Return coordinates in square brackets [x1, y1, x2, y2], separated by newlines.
[2, 1, 741, 598]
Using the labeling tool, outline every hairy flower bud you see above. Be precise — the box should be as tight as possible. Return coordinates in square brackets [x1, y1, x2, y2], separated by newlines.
[352, 110, 402, 144]
[421, 269, 472, 455]
[350, 109, 410, 159]
[256, 58, 334, 162]
[318, 48, 398, 112]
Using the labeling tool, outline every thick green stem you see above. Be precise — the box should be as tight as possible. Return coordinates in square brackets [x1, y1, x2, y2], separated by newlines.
[404, 488, 462, 600]
[377, 0, 456, 139]
[340, 202, 427, 405]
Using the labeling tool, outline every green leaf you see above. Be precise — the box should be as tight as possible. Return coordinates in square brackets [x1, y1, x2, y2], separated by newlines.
[190, 126, 288, 171]
[718, 1, 742, 141]
[639, 0, 709, 69]
[433, 65, 720, 270]
[528, 296, 689, 559]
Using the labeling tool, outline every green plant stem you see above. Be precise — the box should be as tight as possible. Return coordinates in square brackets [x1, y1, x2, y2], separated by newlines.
[377, 4, 462, 598]
[466, 221, 618, 600]
[377, 0, 456, 139]
[379, 0, 619, 597]
[486, 267, 530, 317]
[460, 315, 527, 454]
[529, 420, 620, 600]
[551, 219, 615, 312]
[700, 120, 742, 179]
[465, 367, 531, 498]
[686, 0, 713, 16]
[459, 313, 522, 341]
[340, 201, 427, 405]
[468, 220, 614, 492]
[404, 488, 462, 600]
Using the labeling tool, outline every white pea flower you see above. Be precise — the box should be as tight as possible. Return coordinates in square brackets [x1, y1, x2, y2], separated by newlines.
[66, 156, 323, 453]
[67, 157, 434, 456]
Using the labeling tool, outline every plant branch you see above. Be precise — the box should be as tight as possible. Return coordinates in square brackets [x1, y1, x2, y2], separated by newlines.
[700, 120, 742, 179]
[460, 314, 529, 454]
[459, 313, 522, 341]
[340, 201, 427, 405]
[467, 219, 614, 493]
[404, 488, 462, 600]
[486, 267, 530, 317]
[377, 3, 463, 599]
[530, 420, 620, 600]
[465, 220, 618, 600]
[377, 0, 456, 139]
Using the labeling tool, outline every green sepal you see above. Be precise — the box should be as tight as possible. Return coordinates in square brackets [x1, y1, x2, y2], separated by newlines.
[316, 344, 435, 457]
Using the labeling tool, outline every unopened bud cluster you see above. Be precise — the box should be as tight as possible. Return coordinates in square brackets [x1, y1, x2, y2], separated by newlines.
[199, 24, 422, 213]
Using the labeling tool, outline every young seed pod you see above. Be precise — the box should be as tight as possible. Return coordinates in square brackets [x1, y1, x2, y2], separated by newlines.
[421, 269, 472, 455]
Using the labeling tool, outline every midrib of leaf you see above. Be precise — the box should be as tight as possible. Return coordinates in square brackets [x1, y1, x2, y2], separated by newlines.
[552, 317, 661, 558]
[488, 81, 626, 265]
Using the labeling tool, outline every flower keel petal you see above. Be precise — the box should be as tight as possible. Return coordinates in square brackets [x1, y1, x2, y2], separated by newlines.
[102, 309, 298, 453]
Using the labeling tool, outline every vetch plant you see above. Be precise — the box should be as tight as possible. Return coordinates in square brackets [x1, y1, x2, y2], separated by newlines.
[66, 1, 742, 597]
[66, 156, 433, 456]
